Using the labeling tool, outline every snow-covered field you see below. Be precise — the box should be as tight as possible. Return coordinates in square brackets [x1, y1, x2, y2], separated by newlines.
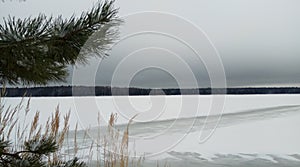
[4, 95, 300, 166]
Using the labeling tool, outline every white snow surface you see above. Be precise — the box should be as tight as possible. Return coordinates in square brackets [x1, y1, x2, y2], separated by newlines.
[3, 95, 300, 164]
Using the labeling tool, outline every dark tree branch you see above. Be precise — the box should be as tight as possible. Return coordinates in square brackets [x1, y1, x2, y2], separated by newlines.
[0, 0, 121, 85]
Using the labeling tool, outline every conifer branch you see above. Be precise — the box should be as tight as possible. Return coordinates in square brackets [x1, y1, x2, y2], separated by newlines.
[0, 0, 121, 85]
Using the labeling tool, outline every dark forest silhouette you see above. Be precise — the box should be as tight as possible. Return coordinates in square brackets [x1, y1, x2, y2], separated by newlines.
[3, 86, 300, 97]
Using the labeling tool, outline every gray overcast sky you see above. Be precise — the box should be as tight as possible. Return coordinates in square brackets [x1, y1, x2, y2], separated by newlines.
[1, 0, 300, 88]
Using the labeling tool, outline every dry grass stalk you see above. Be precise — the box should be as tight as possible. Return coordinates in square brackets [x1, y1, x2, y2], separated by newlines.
[96, 112, 101, 167]
[29, 111, 40, 139]
[58, 110, 70, 147]
[101, 113, 141, 167]
[0, 95, 73, 165]
[74, 122, 78, 156]
[51, 106, 60, 137]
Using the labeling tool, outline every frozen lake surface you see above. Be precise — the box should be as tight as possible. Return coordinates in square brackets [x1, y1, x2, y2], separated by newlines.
[4, 95, 300, 166]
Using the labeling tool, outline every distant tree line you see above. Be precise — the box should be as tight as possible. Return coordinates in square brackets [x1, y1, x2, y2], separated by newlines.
[3, 86, 300, 97]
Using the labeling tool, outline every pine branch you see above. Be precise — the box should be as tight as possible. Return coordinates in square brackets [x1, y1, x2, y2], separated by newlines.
[0, 0, 121, 85]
